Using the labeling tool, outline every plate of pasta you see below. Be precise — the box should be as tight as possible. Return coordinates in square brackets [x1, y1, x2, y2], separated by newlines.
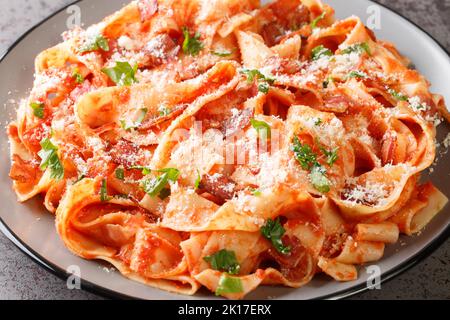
[1, 0, 450, 300]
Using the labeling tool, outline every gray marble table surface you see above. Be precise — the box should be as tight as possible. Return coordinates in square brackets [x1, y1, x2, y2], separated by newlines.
[0, 0, 449, 300]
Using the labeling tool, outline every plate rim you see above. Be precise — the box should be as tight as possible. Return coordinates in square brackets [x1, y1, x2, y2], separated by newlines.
[0, 0, 449, 300]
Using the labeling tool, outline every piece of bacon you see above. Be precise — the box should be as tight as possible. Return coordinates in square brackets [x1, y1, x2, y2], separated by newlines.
[9, 154, 38, 183]
[199, 174, 238, 203]
[138, 0, 158, 21]
[268, 236, 314, 282]
[108, 139, 141, 167]
[143, 34, 180, 68]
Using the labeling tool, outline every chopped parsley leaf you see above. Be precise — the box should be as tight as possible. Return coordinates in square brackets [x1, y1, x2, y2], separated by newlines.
[115, 168, 125, 180]
[38, 138, 64, 180]
[310, 164, 331, 193]
[250, 119, 271, 139]
[341, 42, 371, 56]
[30, 102, 45, 119]
[311, 12, 326, 29]
[261, 218, 291, 254]
[102, 61, 138, 86]
[100, 178, 110, 202]
[215, 274, 243, 296]
[79, 35, 110, 53]
[141, 168, 180, 198]
[120, 108, 148, 131]
[311, 45, 333, 61]
[203, 249, 240, 275]
[388, 88, 408, 101]
[182, 27, 204, 56]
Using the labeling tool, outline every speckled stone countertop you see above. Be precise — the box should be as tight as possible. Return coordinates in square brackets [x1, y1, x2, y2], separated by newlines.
[0, 0, 449, 300]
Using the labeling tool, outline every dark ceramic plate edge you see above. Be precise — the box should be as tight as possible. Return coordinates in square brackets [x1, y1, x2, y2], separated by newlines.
[0, 0, 449, 300]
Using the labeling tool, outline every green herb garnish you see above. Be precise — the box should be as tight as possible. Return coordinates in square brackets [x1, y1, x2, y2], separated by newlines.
[311, 12, 326, 29]
[194, 169, 201, 190]
[320, 146, 339, 166]
[241, 69, 275, 94]
[291, 136, 317, 170]
[100, 178, 110, 202]
[30, 102, 45, 119]
[141, 168, 180, 198]
[204, 249, 240, 275]
[79, 35, 110, 53]
[115, 168, 125, 180]
[102, 61, 138, 86]
[347, 70, 367, 79]
[311, 45, 333, 61]
[388, 89, 408, 101]
[261, 217, 291, 254]
[250, 119, 271, 139]
[72, 69, 84, 84]
[182, 27, 204, 56]
[291, 136, 332, 193]
[341, 42, 371, 56]
[38, 138, 64, 180]
[211, 49, 234, 57]
[120, 108, 148, 131]
[215, 274, 243, 296]
[310, 164, 331, 193]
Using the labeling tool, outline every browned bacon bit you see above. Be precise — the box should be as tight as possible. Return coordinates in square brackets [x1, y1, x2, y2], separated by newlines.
[270, 1, 311, 31]
[319, 233, 348, 258]
[138, 0, 158, 21]
[108, 139, 141, 167]
[223, 107, 254, 138]
[142, 34, 180, 68]
[199, 174, 239, 203]
[265, 56, 302, 75]
[268, 236, 313, 282]
[9, 155, 38, 183]
[322, 92, 353, 113]
[261, 22, 284, 47]
[139, 107, 184, 130]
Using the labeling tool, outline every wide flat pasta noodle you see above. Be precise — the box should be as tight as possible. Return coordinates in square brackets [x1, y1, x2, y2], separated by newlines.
[7, 0, 449, 299]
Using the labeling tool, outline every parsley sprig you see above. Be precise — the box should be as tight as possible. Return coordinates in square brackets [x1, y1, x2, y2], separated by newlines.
[250, 119, 272, 139]
[211, 49, 234, 57]
[141, 168, 180, 199]
[261, 218, 291, 255]
[204, 249, 241, 275]
[241, 69, 275, 94]
[311, 12, 326, 29]
[100, 178, 111, 202]
[38, 138, 64, 180]
[311, 45, 333, 61]
[346, 70, 367, 79]
[79, 34, 110, 53]
[72, 68, 84, 84]
[102, 61, 138, 86]
[115, 168, 125, 180]
[341, 42, 371, 56]
[30, 102, 45, 119]
[215, 274, 243, 296]
[182, 27, 204, 56]
[388, 88, 408, 101]
[291, 136, 335, 193]
[120, 108, 148, 131]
